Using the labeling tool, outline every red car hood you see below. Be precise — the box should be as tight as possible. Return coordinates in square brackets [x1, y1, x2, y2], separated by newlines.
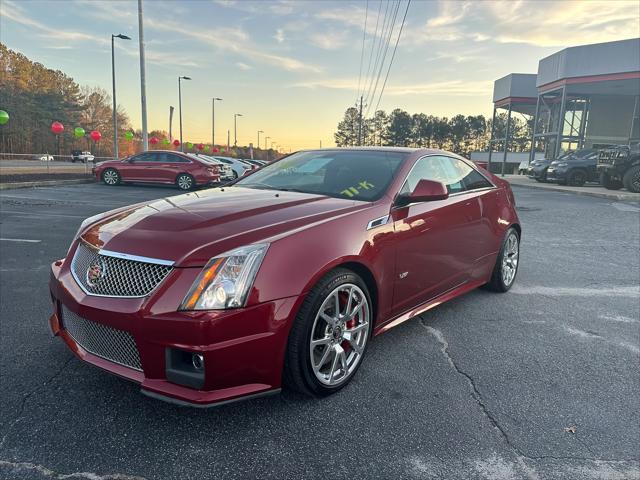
[80, 187, 370, 267]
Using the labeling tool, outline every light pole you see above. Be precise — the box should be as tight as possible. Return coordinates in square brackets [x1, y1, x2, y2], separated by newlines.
[234, 113, 242, 146]
[271, 141, 277, 150]
[264, 136, 270, 150]
[212, 97, 222, 147]
[178, 76, 191, 152]
[257, 130, 263, 149]
[137, 0, 148, 151]
[111, 33, 130, 159]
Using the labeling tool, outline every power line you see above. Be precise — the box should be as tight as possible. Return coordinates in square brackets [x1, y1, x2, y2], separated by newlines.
[361, 0, 383, 100]
[355, 0, 369, 102]
[373, 0, 411, 116]
[363, 0, 393, 106]
[365, 0, 401, 117]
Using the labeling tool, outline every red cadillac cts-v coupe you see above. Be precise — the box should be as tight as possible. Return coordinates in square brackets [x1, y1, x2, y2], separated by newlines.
[49, 148, 521, 407]
[93, 150, 222, 190]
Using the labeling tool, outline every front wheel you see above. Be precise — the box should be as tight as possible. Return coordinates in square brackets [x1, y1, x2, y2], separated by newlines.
[102, 168, 120, 186]
[484, 228, 520, 292]
[623, 165, 640, 193]
[567, 169, 587, 187]
[284, 269, 372, 397]
[176, 173, 194, 191]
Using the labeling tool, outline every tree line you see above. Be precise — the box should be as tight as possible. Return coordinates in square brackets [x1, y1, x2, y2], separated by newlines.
[0, 43, 134, 157]
[334, 106, 534, 157]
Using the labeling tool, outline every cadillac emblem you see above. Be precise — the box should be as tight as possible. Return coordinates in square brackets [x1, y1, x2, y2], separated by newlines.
[86, 259, 107, 287]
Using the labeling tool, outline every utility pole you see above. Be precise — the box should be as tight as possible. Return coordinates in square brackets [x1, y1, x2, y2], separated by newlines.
[227, 130, 230, 152]
[169, 106, 174, 141]
[357, 95, 363, 146]
[178, 76, 191, 152]
[257, 130, 263, 149]
[212, 97, 222, 147]
[265, 136, 270, 150]
[234, 113, 242, 146]
[137, 0, 148, 151]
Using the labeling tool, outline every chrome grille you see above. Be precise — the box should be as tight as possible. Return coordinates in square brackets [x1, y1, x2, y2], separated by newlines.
[61, 306, 142, 371]
[71, 241, 172, 297]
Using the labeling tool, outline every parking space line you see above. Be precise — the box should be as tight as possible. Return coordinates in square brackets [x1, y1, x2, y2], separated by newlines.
[0, 238, 42, 243]
[0, 210, 87, 218]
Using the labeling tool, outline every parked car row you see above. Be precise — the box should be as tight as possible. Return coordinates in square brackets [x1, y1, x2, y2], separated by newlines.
[525, 144, 640, 193]
[92, 150, 266, 190]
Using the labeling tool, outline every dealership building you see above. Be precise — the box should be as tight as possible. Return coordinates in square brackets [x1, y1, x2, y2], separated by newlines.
[486, 38, 640, 173]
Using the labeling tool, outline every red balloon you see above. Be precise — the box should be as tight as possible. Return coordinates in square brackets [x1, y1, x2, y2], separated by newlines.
[90, 130, 101, 142]
[197, 143, 204, 151]
[150, 136, 159, 145]
[51, 121, 64, 135]
[212, 147, 219, 153]
[173, 139, 180, 147]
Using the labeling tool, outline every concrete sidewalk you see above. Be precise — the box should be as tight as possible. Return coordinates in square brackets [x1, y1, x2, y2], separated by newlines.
[503, 174, 640, 202]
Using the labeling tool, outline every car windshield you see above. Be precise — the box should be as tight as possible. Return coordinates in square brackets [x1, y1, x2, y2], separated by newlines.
[235, 150, 407, 201]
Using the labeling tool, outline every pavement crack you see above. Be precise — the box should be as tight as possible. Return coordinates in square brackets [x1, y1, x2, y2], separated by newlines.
[0, 355, 74, 451]
[0, 460, 147, 479]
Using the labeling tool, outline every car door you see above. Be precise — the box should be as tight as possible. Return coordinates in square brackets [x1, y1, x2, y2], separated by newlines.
[121, 153, 155, 182]
[154, 153, 190, 184]
[390, 155, 485, 315]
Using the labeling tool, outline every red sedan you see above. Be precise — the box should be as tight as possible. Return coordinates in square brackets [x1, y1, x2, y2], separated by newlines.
[93, 150, 221, 190]
[49, 148, 521, 406]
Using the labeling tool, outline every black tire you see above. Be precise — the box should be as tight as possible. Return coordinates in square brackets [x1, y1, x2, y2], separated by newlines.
[484, 227, 520, 293]
[175, 173, 194, 191]
[623, 165, 640, 193]
[283, 268, 373, 397]
[101, 168, 120, 186]
[600, 172, 622, 190]
[567, 169, 587, 187]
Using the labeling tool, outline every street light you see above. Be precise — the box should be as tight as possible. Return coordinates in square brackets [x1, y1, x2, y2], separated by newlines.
[264, 136, 270, 150]
[111, 33, 130, 159]
[178, 76, 191, 152]
[234, 113, 243, 146]
[257, 130, 263, 149]
[212, 97, 222, 147]
[271, 141, 276, 149]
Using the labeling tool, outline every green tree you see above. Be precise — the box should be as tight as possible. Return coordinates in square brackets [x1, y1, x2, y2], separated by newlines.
[387, 109, 413, 146]
[334, 107, 360, 147]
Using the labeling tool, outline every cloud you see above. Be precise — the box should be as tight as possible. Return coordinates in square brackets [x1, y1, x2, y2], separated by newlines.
[293, 78, 491, 97]
[274, 28, 285, 44]
[407, 0, 640, 48]
[2, 0, 106, 44]
[310, 31, 349, 50]
[235, 62, 253, 70]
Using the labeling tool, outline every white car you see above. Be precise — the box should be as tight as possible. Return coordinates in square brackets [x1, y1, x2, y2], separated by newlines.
[71, 151, 95, 163]
[212, 156, 253, 179]
[34, 154, 54, 162]
[187, 154, 235, 181]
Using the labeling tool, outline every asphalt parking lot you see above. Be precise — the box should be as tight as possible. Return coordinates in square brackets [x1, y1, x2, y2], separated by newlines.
[1, 183, 638, 480]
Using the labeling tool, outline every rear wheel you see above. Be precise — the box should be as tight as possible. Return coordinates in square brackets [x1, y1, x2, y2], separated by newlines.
[623, 165, 640, 193]
[600, 172, 622, 190]
[176, 173, 194, 191]
[485, 228, 520, 292]
[284, 268, 372, 397]
[567, 169, 587, 187]
[102, 168, 120, 186]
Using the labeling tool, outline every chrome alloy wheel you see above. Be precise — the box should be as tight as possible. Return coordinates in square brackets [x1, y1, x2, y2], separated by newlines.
[502, 231, 519, 286]
[309, 283, 370, 386]
[103, 170, 118, 185]
[177, 174, 193, 190]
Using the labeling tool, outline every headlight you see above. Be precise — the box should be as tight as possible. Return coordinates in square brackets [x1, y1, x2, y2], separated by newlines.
[180, 243, 269, 310]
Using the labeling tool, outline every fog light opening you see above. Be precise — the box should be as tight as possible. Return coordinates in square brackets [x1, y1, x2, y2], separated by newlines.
[192, 353, 204, 371]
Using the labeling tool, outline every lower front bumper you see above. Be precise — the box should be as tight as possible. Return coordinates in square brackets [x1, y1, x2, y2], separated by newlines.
[49, 260, 301, 407]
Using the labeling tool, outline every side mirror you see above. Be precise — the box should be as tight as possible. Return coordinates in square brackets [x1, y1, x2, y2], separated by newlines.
[396, 179, 448, 207]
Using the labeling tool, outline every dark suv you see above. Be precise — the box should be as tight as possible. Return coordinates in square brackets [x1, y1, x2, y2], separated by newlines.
[597, 144, 640, 193]
[546, 149, 601, 186]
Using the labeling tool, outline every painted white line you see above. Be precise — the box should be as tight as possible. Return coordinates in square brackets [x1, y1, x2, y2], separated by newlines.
[511, 285, 640, 298]
[0, 210, 87, 218]
[0, 238, 42, 243]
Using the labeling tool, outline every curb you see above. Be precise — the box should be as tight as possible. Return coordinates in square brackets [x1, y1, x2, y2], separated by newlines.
[0, 179, 93, 190]
[508, 182, 640, 202]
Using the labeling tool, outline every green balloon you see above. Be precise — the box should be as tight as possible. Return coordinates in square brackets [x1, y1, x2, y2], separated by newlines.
[74, 127, 85, 138]
[0, 110, 9, 125]
[125, 131, 134, 140]
[186, 142, 193, 149]
[220, 147, 225, 153]
[162, 138, 170, 145]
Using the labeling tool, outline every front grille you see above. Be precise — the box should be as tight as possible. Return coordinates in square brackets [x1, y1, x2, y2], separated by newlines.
[61, 306, 142, 371]
[71, 241, 172, 297]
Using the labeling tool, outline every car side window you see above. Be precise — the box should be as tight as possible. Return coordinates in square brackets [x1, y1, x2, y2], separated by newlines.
[400, 156, 492, 195]
[165, 153, 189, 163]
[131, 153, 154, 163]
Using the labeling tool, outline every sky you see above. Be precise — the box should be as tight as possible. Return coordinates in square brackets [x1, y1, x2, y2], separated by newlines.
[1, 0, 638, 150]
